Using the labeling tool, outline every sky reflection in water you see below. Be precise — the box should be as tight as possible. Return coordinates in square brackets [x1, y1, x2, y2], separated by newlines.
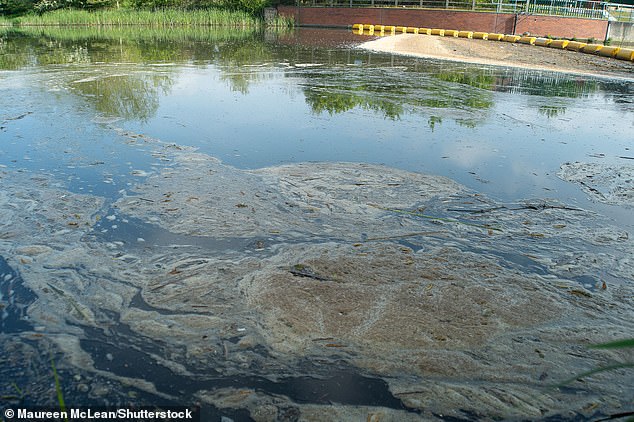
[1, 27, 632, 225]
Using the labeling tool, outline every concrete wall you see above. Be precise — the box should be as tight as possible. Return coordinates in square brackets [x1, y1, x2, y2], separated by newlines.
[607, 21, 634, 44]
[278, 5, 609, 40]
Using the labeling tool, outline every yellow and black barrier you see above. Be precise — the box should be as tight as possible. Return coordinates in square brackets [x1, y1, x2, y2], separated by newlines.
[597, 46, 620, 57]
[565, 41, 587, 52]
[616, 48, 634, 61]
[581, 44, 603, 54]
[487, 33, 505, 41]
[534, 37, 552, 47]
[351, 24, 634, 62]
[548, 39, 569, 49]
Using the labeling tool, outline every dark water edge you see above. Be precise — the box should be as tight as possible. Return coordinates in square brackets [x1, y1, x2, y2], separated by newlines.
[0, 256, 35, 334]
[80, 326, 410, 409]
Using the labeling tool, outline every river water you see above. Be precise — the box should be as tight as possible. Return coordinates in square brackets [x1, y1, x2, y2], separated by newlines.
[1, 27, 633, 421]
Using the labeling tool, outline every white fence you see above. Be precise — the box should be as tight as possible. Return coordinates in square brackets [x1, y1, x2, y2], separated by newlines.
[296, 0, 634, 22]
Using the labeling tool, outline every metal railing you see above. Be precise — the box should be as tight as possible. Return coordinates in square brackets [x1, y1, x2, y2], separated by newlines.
[296, 0, 634, 22]
[606, 2, 634, 22]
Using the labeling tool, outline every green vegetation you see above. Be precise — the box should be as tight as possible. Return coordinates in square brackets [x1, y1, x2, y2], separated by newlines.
[0, 21, 262, 41]
[591, 339, 634, 350]
[555, 338, 634, 390]
[4, 8, 292, 27]
[556, 338, 634, 421]
[51, 358, 69, 422]
[0, 0, 293, 29]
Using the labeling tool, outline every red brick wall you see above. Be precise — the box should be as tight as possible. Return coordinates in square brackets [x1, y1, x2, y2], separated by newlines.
[277, 5, 608, 40]
[515, 14, 607, 39]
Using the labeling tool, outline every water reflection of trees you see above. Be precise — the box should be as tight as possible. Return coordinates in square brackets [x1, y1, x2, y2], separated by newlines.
[1, 27, 624, 125]
[0, 26, 271, 65]
[0, 33, 32, 70]
[70, 72, 174, 121]
[0, 26, 271, 119]
[303, 87, 404, 119]
[493, 70, 600, 98]
[538, 105, 567, 118]
[294, 50, 496, 127]
[296, 51, 622, 126]
[216, 39, 275, 94]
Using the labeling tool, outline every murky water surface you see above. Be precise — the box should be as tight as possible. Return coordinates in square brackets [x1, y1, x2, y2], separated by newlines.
[1, 27, 633, 421]
[2, 29, 633, 208]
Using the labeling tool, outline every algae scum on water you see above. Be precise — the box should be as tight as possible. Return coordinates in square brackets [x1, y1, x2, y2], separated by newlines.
[1, 27, 633, 421]
[2, 145, 633, 420]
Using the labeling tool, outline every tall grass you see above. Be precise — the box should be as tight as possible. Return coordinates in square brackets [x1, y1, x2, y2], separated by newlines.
[1, 24, 263, 43]
[10, 8, 294, 28]
[50, 358, 68, 422]
[0, 15, 13, 26]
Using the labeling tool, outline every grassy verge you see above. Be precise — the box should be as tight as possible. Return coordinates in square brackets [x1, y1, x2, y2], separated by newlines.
[0, 23, 263, 42]
[6, 8, 294, 28]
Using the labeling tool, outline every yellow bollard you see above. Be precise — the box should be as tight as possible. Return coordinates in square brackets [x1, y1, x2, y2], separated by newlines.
[487, 33, 505, 41]
[431, 28, 445, 36]
[406, 27, 419, 34]
[419, 28, 431, 35]
[534, 37, 552, 47]
[565, 41, 587, 52]
[615, 48, 634, 61]
[503, 35, 521, 43]
[444, 29, 459, 37]
[384, 25, 396, 34]
[548, 39, 569, 49]
[518, 36, 537, 45]
[458, 31, 473, 38]
[596, 45, 620, 57]
[473, 32, 488, 40]
[581, 43, 603, 54]
[352, 23, 363, 30]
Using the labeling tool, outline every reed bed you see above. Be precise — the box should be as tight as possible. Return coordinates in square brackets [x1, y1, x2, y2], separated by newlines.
[10, 8, 294, 28]
[1, 24, 264, 43]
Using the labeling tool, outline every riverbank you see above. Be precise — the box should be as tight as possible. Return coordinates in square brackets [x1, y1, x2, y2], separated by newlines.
[0, 8, 293, 27]
[360, 34, 634, 79]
